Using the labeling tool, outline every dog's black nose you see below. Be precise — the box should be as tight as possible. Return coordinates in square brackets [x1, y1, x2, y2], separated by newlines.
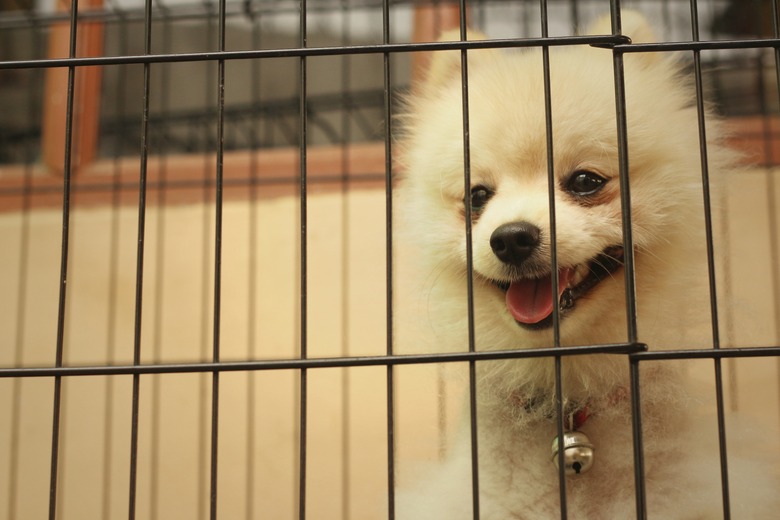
[490, 221, 541, 265]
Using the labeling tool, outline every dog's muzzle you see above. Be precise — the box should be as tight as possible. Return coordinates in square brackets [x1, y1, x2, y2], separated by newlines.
[488, 221, 624, 329]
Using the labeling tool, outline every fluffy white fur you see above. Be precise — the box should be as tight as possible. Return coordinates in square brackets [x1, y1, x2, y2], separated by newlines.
[395, 12, 779, 519]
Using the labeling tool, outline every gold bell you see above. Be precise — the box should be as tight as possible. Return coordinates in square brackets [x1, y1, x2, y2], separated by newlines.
[551, 431, 594, 475]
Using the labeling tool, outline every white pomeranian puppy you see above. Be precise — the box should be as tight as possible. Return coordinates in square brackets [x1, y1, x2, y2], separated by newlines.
[395, 11, 779, 519]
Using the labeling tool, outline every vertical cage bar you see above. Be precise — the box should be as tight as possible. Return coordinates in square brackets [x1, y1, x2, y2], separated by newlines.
[616, 58, 647, 520]
[298, 1, 309, 518]
[688, 3, 731, 518]
[49, 0, 81, 517]
[628, 358, 645, 519]
[455, 2, 480, 518]
[609, 2, 646, 517]
[199, 11, 218, 519]
[128, 0, 154, 517]
[611, 0, 637, 345]
[382, 1, 396, 519]
[209, 0, 228, 517]
[540, 0, 559, 347]
[537, 0, 569, 516]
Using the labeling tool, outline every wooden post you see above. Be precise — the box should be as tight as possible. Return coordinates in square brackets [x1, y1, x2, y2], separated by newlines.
[42, 0, 104, 175]
[410, 2, 465, 86]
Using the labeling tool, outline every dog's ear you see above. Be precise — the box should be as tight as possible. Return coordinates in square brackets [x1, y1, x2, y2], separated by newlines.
[422, 29, 494, 92]
[586, 10, 657, 44]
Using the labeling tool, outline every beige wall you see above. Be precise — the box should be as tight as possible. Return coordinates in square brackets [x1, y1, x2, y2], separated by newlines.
[0, 190, 461, 519]
[0, 171, 778, 519]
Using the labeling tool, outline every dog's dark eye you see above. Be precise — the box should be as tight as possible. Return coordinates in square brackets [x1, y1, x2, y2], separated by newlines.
[565, 170, 607, 196]
[468, 185, 494, 214]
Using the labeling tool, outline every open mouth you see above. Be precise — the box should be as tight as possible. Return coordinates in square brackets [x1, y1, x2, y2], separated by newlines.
[493, 246, 625, 330]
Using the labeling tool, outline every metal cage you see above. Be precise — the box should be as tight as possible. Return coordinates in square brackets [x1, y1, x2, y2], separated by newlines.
[1, 1, 779, 519]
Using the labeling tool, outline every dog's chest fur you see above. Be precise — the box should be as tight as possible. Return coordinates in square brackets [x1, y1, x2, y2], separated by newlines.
[400, 396, 726, 519]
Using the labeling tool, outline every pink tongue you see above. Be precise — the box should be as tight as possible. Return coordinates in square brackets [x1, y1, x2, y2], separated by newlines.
[506, 269, 573, 324]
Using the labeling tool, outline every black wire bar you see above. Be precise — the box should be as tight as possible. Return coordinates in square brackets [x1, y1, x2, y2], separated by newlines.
[208, 0, 228, 517]
[689, 1, 731, 517]
[537, 0, 570, 514]
[0, 35, 632, 71]
[454, 1, 480, 517]
[197, 18, 218, 517]
[127, 0, 154, 517]
[5, 33, 780, 73]
[128, 0, 152, 520]
[6, 344, 780, 380]
[48, 0, 80, 517]
[298, 1, 309, 517]
[608, 2, 646, 517]
[382, 0, 396, 518]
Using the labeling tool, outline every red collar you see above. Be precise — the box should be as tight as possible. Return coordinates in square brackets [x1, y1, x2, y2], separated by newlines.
[512, 387, 627, 430]
[512, 393, 592, 428]
[571, 406, 590, 429]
